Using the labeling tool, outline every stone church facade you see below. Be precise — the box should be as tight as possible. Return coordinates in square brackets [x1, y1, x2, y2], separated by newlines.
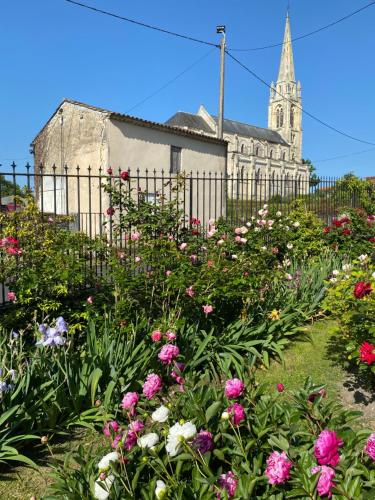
[166, 15, 309, 197]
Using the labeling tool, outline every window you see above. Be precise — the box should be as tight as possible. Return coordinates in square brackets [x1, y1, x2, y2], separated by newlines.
[270, 150, 274, 159]
[145, 193, 157, 205]
[255, 146, 259, 156]
[282, 151, 286, 161]
[170, 146, 181, 174]
[276, 106, 284, 128]
[240, 143, 245, 154]
[290, 106, 295, 128]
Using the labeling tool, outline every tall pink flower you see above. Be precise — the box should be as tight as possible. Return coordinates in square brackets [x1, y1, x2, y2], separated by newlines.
[121, 392, 139, 415]
[314, 430, 343, 467]
[158, 344, 180, 364]
[227, 402, 245, 426]
[103, 421, 120, 437]
[142, 373, 163, 400]
[202, 304, 214, 315]
[312, 466, 335, 497]
[364, 433, 375, 460]
[218, 471, 237, 498]
[225, 378, 245, 399]
[186, 286, 194, 297]
[265, 451, 292, 485]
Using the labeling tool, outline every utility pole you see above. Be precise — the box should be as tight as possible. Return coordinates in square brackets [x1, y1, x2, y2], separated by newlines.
[217, 25, 226, 139]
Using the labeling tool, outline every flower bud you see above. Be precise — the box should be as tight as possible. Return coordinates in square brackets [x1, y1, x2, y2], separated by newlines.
[221, 411, 230, 421]
[99, 472, 107, 481]
[95, 400, 102, 407]
[41, 436, 49, 445]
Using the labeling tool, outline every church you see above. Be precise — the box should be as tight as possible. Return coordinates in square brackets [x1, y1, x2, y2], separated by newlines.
[166, 15, 309, 194]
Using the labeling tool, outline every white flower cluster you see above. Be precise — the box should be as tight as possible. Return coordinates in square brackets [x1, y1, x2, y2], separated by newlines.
[166, 421, 197, 457]
[94, 452, 119, 499]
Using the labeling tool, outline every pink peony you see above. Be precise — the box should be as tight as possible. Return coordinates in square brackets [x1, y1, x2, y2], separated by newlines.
[193, 430, 214, 454]
[103, 420, 120, 437]
[179, 242, 187, 251]
[225, 378, 245, 399]
[312, 466, 335, 497]
[202, 304, 214, 315]
[186, 286, 194, 297]
[165, 331, 177, 342]
[123, 430, 137, 450]
[151, 330, 162, 342]
[364, 433, 375, 460]
[158, 344, 180, 364]
[171, 362, 185, 385]
[7, 291, 16, 302]
[314, 430, 343, 467]
[227, 402, 245, 426]
[111, 433, 123, 449]
[234, 227, 242, 235]
[235, 235, 241, 243]
[131, 231, 140, 241]
[142, 373, 163, 400]
[218, 471, 238, 498]
[128, 420, 144, 433]
[121, 392, 139, 415]
[265, 451, 293, 485]
[277, 383, 284, 393]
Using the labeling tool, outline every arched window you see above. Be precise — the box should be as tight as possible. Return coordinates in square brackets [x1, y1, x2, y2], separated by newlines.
[290, 106, 295, 128]
[282, 151, 286, 161]
[255, 146, 259, 156]
[240, 143, 245, 154]
[276, 106, 284, 128]
[270, 150, 274, 159]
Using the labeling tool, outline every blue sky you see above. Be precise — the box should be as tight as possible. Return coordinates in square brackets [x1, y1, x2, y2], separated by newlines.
[0, 0, 374, 177]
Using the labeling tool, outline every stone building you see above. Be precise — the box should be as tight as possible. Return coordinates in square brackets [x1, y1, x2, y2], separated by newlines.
[31, 99, 227, 233]
[166, 14, 309, 197]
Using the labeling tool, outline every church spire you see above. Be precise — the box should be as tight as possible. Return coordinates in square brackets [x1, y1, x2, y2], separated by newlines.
[277, 13, 295, 83]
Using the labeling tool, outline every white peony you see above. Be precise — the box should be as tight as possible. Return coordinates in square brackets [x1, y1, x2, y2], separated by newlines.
[240, 238, 247, 244]
[276, 211, 282, 217]
[231, 254, 238, 260]
[152, 405, 169, 423]
[332, 270, 340, 276]
[94, 474, 115, 500]
[240, 226, 248, 234]
[166, 422, 197, 456]
[359, 254, 368, 262]
[221, 411, 230, 421]
[138, 432, 159, 449]
[155, 480, 167, 499]
[342, 264, 352, 271]
[97, 452, 119, 470]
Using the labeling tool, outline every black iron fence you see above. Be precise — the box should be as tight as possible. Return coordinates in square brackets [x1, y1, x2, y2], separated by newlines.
[0, 162, 371, 305]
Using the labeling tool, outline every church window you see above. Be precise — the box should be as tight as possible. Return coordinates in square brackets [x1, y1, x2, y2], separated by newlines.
[270, 150, 274, 159]
[276, 106, 284, 128]
[290, 106, 295, 128]
[240, 143, 245, 154]
[255, 146, 259, 156]
[282, 151, 286, 161]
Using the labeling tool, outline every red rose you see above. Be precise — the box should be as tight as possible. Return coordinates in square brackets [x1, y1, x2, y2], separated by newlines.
[106, 207, 115, 216]
[353, 281, 372, 299]
[323, 227, 331, 234]
[359, 342, 375, 365]
[332, 219, 342, 227]
[369, 237, 375, 243]
[120, 170, 129, 181]
[342, 228, 351, 236]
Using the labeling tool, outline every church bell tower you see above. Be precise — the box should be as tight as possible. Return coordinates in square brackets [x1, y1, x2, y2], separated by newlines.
[268, 13, 302, 163]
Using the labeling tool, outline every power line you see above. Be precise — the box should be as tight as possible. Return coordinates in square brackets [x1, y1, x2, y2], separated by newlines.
[125, 48, 216, 114]
[229, 1, 375, 51]
[226, 50, 375, 147]
[312, 147, 375, 164]
[63, 0, 219, 48]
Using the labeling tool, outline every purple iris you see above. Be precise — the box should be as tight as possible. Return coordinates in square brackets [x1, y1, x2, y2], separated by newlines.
[56, 317, 68, 333]
[36, 317, 68, 347]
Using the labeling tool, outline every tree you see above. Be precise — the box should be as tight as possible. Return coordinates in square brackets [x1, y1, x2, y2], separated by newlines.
[0, 174, 22, 197]
[302, 158, 320, 187]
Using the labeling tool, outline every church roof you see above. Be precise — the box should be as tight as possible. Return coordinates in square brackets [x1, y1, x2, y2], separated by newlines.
[166, 111, 289, 146]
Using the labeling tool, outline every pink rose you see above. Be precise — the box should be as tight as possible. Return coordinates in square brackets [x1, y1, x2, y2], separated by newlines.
[151, 330, 162, 342]
[186, 286, 194, 297]
[190, 254, 198, 263]
[235, 235, 241, 243]
[165, 331, 176, 342]
[7, 291, 16, 302]
[165, 270, 172, 276]
[158, 344, 179, 364]
[87, 296, 93, 305]
[365, 433, 375, 460]
[234, 227, 242, 235]
[107, 167, 113, 175]
[202, 305, 214, 315]
[121, 392, 139, 415]
[314, 430, 343, 467]
[120, 170, 129, 181]
[135, 256, 141, 263]
[312, 466, 335, 497]
[106, 207, 115, 216]
[225, 378, 245, 399]
[131, 231, 140, 241]
[277, 383, 285, 393]
[142, 373, 163, 400]
[179, 242, 187, 251]
[218, 471, 237, 498]
[227, 402, 245, 426]
[103, 420, 120, 437]
[265, 451, 292, 485]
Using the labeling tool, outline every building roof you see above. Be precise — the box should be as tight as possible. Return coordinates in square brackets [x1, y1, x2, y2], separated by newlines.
[31, 99, 227, 147]
[166, 111, 289, 146]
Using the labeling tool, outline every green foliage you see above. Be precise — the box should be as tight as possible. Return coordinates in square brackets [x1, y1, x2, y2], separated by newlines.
[333, 174, 375, 214]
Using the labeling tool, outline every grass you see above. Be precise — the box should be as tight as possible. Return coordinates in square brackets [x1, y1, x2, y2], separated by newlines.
[255, 319, 344, 400]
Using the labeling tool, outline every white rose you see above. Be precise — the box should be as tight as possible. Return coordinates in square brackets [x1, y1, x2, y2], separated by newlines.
[240, 238, 247, 244]
[152, 405, 169, 423]
[97, 452, 118, 470]
[217, 239, 225, 246]
[285, 226, 290, 231]
[138, 432, 159, 449]
[232, 254, 238, 260]
[330, 277, 337, 283]
[276, 211, 282, 217]
[155, 480, 167, 499]
[359, 254, 368, 262]
[287, 243, 293, 250]
[342, 264, 352, 271]
[240, 226, 248, 234]
[246, 221, 252, 227]
[261, 246, 267, 251]
[293, 221, 300, 228]
[94, 474, 115, 500]
[332, 270, 339, 276]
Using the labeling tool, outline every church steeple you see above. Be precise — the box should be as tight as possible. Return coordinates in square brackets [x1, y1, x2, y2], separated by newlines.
[277, 13, 295, 84]
[268, 14, 302, 164]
